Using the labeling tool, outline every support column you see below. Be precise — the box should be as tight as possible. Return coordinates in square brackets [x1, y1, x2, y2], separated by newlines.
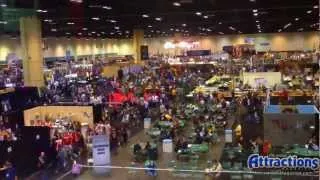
[132, 29, 144, 64]
[20, 16, 44, 87]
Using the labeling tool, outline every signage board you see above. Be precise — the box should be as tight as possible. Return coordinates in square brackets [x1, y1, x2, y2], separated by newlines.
[92, 135, 111, 174]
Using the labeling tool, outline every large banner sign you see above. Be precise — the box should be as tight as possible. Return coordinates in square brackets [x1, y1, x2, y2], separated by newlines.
[93, 135, 111, 174]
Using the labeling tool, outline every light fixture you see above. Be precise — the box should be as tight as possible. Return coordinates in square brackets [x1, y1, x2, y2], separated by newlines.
[283, 22, 292, 29]
[101, 32, 105, 34]
[218, 22, 222, 25]
[219, 32, 224, 35]
[155, 17, 162, 21]
[82, 28, 88, 30]
[173, 2, 181, 6]
[125, 31, 130, 34]
[91, 31, 96, 34]
[256, 20, 260, 23]
[110, 32, 114, 35]
[102, 6, 112, 10]
[182, 24, 187, 27]
[36, 9, 47, 13]
[0, 21, 7, 24]
[313, 5, 318, 9]
[195, 12, 202, 16]
[91, 17, 100, 20]
[142, 14, 149, 18]
[258, 30, 262, 33]
[67, 22, 75, 25]
[252, 9, 258, 13]
[297, 28, 304, 31]
[66, 32, 71, 35]
[307, 10, 312, 14]
[278, 29, 282, 32]
[170, 28, 174, 31]
[78, 32, 82, 35]
[44, 19, 52, 22]
[148, 25, 152, 28]
[203, 15, 208, 19]
[229, 26, 236, 31]
[109, 19, 117, 23]
[207, 29, 212, 32]
[295, 18, 299, 21]
[253, 13, 258, 16]
[51, 28, 57, 32]
[114, 26, 120, 30]
[175, 29, 180, 32]
[0, 3, 7, 7]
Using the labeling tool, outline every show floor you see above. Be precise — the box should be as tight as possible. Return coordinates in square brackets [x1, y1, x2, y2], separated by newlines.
[59, 115, 235, 180]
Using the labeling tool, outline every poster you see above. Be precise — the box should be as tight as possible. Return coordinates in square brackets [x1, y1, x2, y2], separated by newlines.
[92, 135, 111, 174]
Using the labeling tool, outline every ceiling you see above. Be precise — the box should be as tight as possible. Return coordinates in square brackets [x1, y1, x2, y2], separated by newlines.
[1, 0, 319, 38]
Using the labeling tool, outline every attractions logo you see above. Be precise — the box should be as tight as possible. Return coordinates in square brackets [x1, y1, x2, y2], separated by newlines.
[247, 154, 319, 170]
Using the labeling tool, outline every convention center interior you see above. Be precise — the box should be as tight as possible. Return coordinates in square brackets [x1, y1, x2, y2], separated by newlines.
[0, 0, 319, 179]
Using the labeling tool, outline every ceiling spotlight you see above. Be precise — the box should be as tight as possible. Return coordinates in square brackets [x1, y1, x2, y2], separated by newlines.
[173, 2, 181, 6]
[258, 30, 262, 33]
[229, 26, 236, 31]
[182, 23, 187, 27]
[51, 28, 57, 32]
[91, 31, 96, 34]
[218, 22, 222, 25]
[44, 19, 52, 22]
[278, 29, 282, 32]
[207, 29, 212, 32]
[283, 22, 292, 29]
[91, 17, 100, 20]
[203, 15, 208, 19]
[195, 12, 202, 16]
[295, 18, 299, 21]
[102, 6, 112, 10]
[252, 9, 258, 13]
[0, 4, 7, 7]
[125, 31, 130, 34]
[97, 34, 101, 36]
[66, 32, 71, 35]
[175, 29, 180, 32]
[67, 22, 75, 25]
[219, 32, 224, 35]
[313, 5, 318, 9]
[36, 9, 48, 13]
[170, 28, 174, 31]
[114, 26, 120, 30]
[82, 28, 88, 30]
[78, 32, 82, 35]
[151, 30, 154, 32]
[142, 14, 149, 18]
[109, 20, 117, 23]
[253, 13, 258, 16]
[297, 28, 304, 31]
[155, 17, 162, 21]
[256, 20, 260, 23]
[307, 10, 312, 14]
[148, 25, 152, 28]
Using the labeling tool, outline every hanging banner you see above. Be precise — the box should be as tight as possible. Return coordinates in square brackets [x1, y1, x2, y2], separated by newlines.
[92, 135, 111, 174]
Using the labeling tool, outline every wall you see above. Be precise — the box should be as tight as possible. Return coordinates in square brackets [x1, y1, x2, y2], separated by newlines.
[0, 37, 133, 61]
[144, 31, 319, 55]
[0, 31, 318, 61]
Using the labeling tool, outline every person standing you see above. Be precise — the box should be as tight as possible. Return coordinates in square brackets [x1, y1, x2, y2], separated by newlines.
[37, 152, 48, 180]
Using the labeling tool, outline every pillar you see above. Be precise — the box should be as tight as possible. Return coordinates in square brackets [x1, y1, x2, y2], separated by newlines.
[20, 16, 44, 87]
[132, 29, 144, 64]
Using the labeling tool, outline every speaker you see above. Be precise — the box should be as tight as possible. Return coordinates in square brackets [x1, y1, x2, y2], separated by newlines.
[140, 45, 149, 60]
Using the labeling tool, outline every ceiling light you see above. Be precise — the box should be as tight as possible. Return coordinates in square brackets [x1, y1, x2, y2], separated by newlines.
[258, 30, 262, 33]
[173, 2, 181, 6]
[110, 32, 114, 35]
[102, 6, 112, 10]
[182, 24, 187, 27]
[67, 22, 75, 25]
[155, 17, 162, 21]
[229, 26, 236, 31]
[218, 22, 222, 25]
[151, 30, 154, 32]
[283, 22, 292, 29]
[82, 28, 88, 30]
[170, 28, 174, 31]
[313, 5, 318, 9]
[91, 17, 100, 20]
[252, 9, 258, 13]
[142, 14, 149, 18]
[0, 4, 7, 7]
[295, 18, 299, 21]
[44, 19, 52, 22]
[109, 20, 117, 23]
[253, 13, 258, 16]
[125, 31, 130, 34]
[91, 31, 96, 34]
[195, 12, 202, 16]
[78, 33, 82, 35]
[148, 25, 152, 28]
[51, 28, 57, 32]
[219, 32, 224, 35]
[114, 26, 120, 30]
[175, 29, 180, 32]
[203, 15, 208, 19]
[36, 9, 47, 13]
[249, 0, 256, 2]
[0, 21, 7, 24]
[256, 20, 260, 23]
[207, 29, 212, 32]
[101, 32, 105, 34]
[297, 28, 304, 31]
[97, 34, 101, 36]
[278, 29, 282, 32]
[66, 32, 71, 35]
[307, 10, 312, 14]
